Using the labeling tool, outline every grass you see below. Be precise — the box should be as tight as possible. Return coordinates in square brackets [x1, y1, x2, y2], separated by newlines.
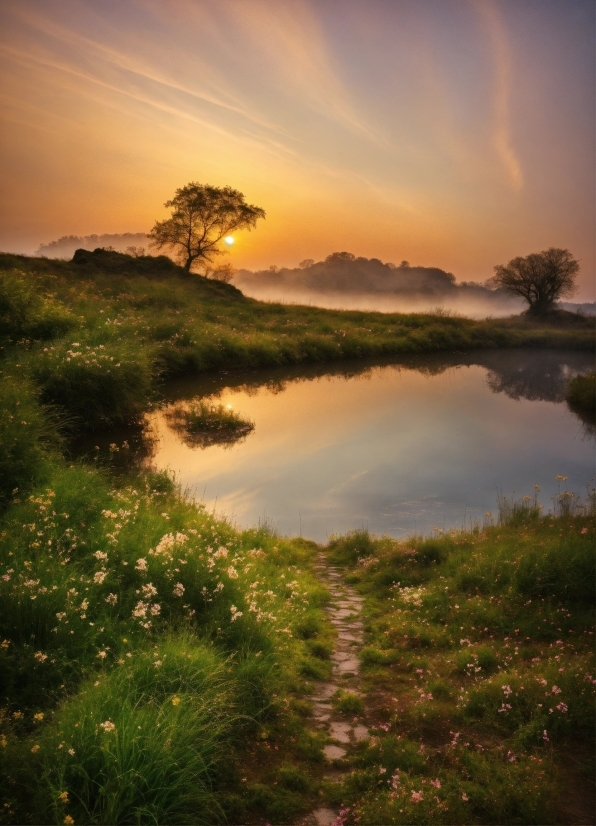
[165, 400, 254, 448]
[0, 247, 594, 823]
[0, 249, 592, 438]
[566, 372, 595, 424]
[323, 490, 595, 825]
[0, 461, 332, 824]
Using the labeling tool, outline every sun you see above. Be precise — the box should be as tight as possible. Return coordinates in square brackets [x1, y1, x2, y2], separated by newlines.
[224, 236, 234, 245]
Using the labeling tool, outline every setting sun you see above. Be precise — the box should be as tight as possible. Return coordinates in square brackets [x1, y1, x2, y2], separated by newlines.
[224, 236, 235, 246]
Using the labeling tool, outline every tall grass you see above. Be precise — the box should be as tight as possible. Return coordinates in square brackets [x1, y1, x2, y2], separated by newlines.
[324, 488, 595, 825]
[0, 462, 330, 823]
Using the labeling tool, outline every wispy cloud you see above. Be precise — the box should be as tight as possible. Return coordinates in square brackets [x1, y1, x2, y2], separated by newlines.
[475, 0, 523, 191]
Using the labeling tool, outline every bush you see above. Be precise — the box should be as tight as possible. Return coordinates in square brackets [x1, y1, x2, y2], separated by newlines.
[566, 372, 595, 423]
[0, 270, 76, 342]
[30, 341, 154, 430]
[0, 376, 56, 508]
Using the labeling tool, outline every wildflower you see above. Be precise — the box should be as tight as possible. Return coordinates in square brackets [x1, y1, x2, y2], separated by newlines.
[99, 721, 115, 732]
[226, 565, 238, 579]
[430, 778, 441, 789]
[135, 558, 148, 572]
[581, 527, 588, 534]
[33, 713, 44, 722]
[58, 791, 69, 803]
[141, 583, 158, 599]
[149, 603, 161, 616]
[172, 696, 181, 706]
[154, 660, 162, 667]
[543, 730, 549, 742]
[34, 652, 48, 663]
[93, 571, 107, 585]
[502, 684, 512, 697]
[31, 744, 40, 752]
[390, 771, 400, 789]
[13, 711, 23, 720]
[97, 651, 107, 659]
[410, 791, 423, 803]
[68, 748, 75, 755]
[214, 547, 228, 559]
[462, 793, 469, 801]
[132, 601, 147, 618]
[556, 702, 568, 713]
[0, 735, 6, 747]
[63, 816, 75, 825]
[172, 582, 184, 597]
[230, 605, 243, 621]
[0, 639, 9, 649]
[105, 593, 118, 605]
[93, 551, 108, 561]
[551, 685, 562, 695]
[507, 750, 516, 763]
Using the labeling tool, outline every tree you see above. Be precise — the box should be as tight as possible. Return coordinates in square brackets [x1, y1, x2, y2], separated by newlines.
[149, 183, 265, 272]
[491, 247, 579, 314]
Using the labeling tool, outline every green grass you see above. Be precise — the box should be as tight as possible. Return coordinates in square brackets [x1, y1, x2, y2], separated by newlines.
[324, 494, 596, 825]
[165, 400, 254, 447]
[0, 250, 592, 439]
[0, 462, 331, 824]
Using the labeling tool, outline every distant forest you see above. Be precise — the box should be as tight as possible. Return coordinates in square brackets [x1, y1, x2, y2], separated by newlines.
[36, 233, 149, 257]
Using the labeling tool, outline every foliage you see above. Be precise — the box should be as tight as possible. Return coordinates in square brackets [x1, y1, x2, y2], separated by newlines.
[324, 494, 595, 825]
[0, 270, 76, 343]
[0, 463, 329, 824]
[491, 248, 579, 314]
[148, 183, 266, 272]
[566, 372, 595, 423]
[0, 376, 57, 509]
[164, 400, 254, 448]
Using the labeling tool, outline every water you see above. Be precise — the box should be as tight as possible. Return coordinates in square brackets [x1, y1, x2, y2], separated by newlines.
[87, 350, 594, 541]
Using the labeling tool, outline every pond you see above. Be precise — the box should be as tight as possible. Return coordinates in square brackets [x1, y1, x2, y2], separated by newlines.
[84, 349, 594, 541]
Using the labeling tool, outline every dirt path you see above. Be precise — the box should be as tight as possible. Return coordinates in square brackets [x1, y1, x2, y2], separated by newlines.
[298, 556, 369, 826]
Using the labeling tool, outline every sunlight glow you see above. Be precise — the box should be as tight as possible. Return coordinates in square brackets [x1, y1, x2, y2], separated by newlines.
[224, 236, 234, 246]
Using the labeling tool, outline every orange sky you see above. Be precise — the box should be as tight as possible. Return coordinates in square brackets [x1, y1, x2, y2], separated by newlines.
[0, 0, 594, 296]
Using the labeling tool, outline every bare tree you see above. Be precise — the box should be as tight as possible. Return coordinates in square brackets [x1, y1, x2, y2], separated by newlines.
[491, 247, 579, 314]
[149, 183, 265, 272]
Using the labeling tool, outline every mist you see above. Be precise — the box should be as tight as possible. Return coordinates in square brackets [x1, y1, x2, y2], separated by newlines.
[234, 252, 525, 318]
[36, 232, 150, 258]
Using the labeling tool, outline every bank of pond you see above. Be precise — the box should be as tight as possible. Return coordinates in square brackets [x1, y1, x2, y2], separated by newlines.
[0, 250, 594, 824]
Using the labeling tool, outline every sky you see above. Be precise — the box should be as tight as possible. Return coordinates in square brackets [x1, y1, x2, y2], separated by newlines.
[0, 0, 594, 296]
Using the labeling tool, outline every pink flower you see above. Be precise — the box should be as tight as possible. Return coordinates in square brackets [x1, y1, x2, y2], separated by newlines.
[556, 702, 568, 713]
[462, 793, 469, 801]
[430, 778, 441, 789]
[410, 791, 423, 803]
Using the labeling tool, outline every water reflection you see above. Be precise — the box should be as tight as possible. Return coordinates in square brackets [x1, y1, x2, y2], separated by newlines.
[132, 348, 593, 540]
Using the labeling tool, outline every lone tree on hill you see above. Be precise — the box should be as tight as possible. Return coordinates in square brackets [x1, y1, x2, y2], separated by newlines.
[149, 183, 265, 272]
[491, 247, 579, 314]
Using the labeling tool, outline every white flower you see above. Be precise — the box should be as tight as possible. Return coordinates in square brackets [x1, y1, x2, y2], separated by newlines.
[94, 571, 107, 585]
[141, 582, 158, 599]
[99, 720, 115, 732]
[105, 593, 118, 606]
[94, 551, 108, 561]
[172, 583, 185, 597]
[34, 651, 48, 663]
[135, 558, 148, 572]
[226, 566, 238, 579]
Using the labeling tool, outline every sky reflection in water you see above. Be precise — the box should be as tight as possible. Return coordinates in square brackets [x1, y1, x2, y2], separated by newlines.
[144, 350, 594, 541]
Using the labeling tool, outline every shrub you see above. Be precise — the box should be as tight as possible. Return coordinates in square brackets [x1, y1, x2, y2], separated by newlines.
[0, 376, 56, 509]
[566, 372, 595, 422]
[0, 270, 76, 342]
[31, 341, 154, 430]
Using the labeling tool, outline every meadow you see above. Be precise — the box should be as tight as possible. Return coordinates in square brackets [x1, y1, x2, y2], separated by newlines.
[324, 491, 595, 825]
[0, 248, 594, 824]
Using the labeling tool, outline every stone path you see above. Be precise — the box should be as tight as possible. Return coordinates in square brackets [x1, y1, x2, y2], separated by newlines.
[297, 557, 369, 826]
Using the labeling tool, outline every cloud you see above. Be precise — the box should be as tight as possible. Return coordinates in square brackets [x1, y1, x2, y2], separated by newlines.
[475, 0, 523, 191]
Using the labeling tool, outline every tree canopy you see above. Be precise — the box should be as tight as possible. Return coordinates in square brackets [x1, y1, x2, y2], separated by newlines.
[491, 247, 579, 314]
[149, 183, 265, 272]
